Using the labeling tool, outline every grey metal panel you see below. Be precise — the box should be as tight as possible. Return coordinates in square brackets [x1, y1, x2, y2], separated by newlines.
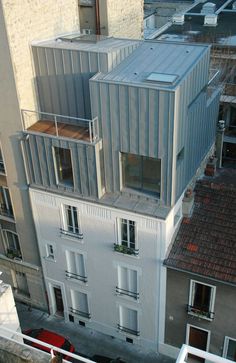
[43, 137, 55, 187]
[35, 137, 49, 186]
[28, 135, 43, 185]
[86, 145, 98, 196]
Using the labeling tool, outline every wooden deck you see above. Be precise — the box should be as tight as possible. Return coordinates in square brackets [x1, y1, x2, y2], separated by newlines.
[27, 119, 90, 142]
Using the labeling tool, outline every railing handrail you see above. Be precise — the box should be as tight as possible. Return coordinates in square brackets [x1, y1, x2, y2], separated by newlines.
[117, 324, 140, 336]
[65, 270, 87, 282]
[116, 286, 139, 298]
[186, 304, 215, 319]
[69, 307, 91, 319]
[177, 344, 232, 363]
[60, 228, 83, 239]
[21, 109, 98, 124]
[114, 243, 139, 256]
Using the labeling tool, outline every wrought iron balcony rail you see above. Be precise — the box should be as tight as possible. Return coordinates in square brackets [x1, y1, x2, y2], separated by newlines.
[60, 228, 83, 240]
[116, 286, 139, 299]
[114, 243, 139, 256]
[22, 109, 99, 144]
[6, 248, 22, 260]
[186, 304, 215, 320]
[117, 324, 140, 336]
[0, 206, 14, 219]
[69, 307, 91, 319]
[65, 270, 87, 283]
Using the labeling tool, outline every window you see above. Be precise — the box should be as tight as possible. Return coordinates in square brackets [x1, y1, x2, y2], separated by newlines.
[187, 280, 215, 320]
[223, 337, 236, 361]
[62, 205, 83, 239]
[121, 153, 161, 197]
[0, 187, 14, 218]
[54, 147, 73, 187]
[177, 147, 184, 165]
[114, 219, 138, 256]
[117, 266, 138, 299]
[14, 271, 30, 297]
[65, 251, 87, 282]
[70, 290, 90, 319]
[3, 230, 22, 259]
[46, 244, 55, 260]
[0, 147, 5, 174]
[118, 306, 139, 336]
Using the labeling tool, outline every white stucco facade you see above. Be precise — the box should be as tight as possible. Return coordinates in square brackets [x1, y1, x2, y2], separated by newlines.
[29, 187, 183, 351]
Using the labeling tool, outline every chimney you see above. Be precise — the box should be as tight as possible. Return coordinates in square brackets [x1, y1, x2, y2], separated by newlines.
[215, 120, 225, 168]
[205, 155, 217, 176]
[182, 188, 194, 218]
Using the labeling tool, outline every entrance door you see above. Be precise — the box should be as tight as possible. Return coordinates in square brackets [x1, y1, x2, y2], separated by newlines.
[53, 287, 64, 316]
[188, 326, 209, 363]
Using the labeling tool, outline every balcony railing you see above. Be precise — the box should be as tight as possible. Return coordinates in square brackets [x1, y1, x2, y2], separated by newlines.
[69, 307, 91, 319]
[6, 248, 22, 260]
[22, 109, 99, 144]
[117, 324, 140, 336]
[65, 270, 87, 283]
[60, 228, 83, 240]
[186, 304, 215, 320]
[116, 287, 139, 299]
[114, 243, 139, 256]
[0, 206, 14, 219]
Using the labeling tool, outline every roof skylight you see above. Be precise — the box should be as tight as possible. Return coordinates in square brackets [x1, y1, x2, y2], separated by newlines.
[146, 72, 178, 84]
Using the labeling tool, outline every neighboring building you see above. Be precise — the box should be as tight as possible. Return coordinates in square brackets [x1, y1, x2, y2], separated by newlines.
[0, 1, 144, 310]
[21, 36, 220, 353]
[155, 0, 236, 168]
[164, 169, 236, 360]
[79, 0, 144, 39]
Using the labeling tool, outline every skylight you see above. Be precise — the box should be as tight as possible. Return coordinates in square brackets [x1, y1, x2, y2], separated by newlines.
[146, 72, 178, 84]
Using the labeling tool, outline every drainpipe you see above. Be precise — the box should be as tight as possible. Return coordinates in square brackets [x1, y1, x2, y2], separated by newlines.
[95, 0, 100, 35]
[215, 120, 225, 168]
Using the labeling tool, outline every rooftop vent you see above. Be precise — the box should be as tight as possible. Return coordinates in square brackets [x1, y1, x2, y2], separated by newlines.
[201, 2, 216, 14]
[204, 14, 218, 26]
[172, 14, 185, 24]
[233, 1, 236, 9]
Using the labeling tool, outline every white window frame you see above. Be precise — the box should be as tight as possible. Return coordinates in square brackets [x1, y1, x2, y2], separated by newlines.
[188, 280, 216, 321]
[223, 336, 236, 360]
[65, 250, 87, 283]
[70, 288, 90, 320]
[0, 145, 6, 175]
[119, 219, 137, 248]
[186, 324, 211, 352]
[117, 265, 139, 300]
[61, 204, 83, 239]
[118, 304, 140, 337]
[2, 229, 21, 258]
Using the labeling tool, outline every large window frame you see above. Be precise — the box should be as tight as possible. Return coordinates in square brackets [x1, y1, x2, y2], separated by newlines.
[0, 146, 6, 175]
[121, 152, 161, 197]
[114, 218, 139, 256]
[187, 280, 216, 320]
[223, 336, 236, 361]
[117, 265, 139, 300]
[2, 230, 22, 259]
[61, 205, 83, 240]
[0, 186, 14, 219]
[53, 147, 74, 188]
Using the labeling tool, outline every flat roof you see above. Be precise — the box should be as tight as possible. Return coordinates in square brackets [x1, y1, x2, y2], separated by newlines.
[93, 40, 209, 88]
[32, 34, 140, 54]
[157, 12, 236, 46]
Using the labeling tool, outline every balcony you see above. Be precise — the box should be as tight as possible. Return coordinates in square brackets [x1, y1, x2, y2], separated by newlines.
[22, 109, 99, 143]
[0, 205, 14, 219]
[65, 270, 87, 283]
[69, 307, 91, 319]
[114, 243, 139, 256]
[186, 304, 215, 320]
[117, 324, 140, 336]
[116, 287, 139, 300]
[6, 248, 22, 260]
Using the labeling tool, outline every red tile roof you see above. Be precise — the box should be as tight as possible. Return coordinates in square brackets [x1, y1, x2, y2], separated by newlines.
[164, 169, 236, 284]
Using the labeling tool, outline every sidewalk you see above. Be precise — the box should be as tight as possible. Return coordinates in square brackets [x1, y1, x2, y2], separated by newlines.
[16, 302, 175, 363]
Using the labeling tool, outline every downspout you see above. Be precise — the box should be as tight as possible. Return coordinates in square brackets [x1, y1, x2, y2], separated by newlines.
[95, 0, 100, 35]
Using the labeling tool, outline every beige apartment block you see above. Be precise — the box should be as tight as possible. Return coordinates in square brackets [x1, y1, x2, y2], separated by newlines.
[0, 0, 80, 310]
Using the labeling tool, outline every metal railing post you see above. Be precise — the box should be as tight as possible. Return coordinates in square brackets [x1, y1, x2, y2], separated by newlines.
[54, 115, 58, 137]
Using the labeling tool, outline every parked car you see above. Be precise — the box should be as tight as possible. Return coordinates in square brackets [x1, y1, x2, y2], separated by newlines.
[92, 355, 126, 363]
[23, 328, 75, 361]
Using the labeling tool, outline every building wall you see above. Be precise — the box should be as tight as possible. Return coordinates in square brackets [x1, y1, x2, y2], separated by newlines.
[100, 0, 144, 39]
[165, 269, 236, 357]
[0, 1, 80, 309]
[29, 187, 183, 351]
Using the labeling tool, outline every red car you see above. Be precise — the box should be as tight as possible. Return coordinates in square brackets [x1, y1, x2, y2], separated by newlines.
[23, 328, 75, 361]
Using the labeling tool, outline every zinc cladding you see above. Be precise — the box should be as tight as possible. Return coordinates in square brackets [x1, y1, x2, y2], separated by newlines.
[164, 169, 236, 284]
[96, 41, 210, 88]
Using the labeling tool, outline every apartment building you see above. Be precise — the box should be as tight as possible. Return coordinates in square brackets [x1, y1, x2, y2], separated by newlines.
[20, 34, 220, 353]
[0, 0, 143, 310]
[155, 0, 236, 168]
